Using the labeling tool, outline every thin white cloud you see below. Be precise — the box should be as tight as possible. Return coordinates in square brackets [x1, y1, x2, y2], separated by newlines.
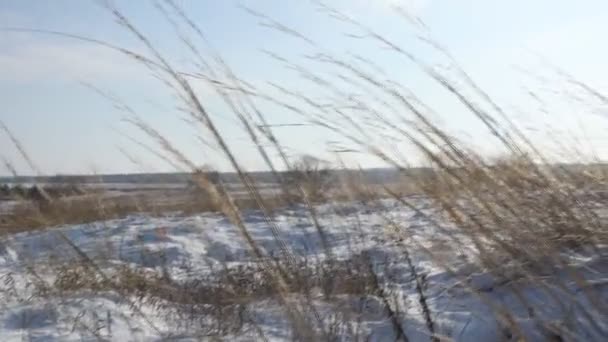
[0, 8, 145, 83]
[0, 35, 147, 83]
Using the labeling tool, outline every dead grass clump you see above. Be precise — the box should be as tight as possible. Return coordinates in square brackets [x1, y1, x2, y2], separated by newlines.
[417, 151, 606, 274]
[1, 191, 295, 233]
[52, 255, 378, 305]
[46, 254, 386, 339]
[1, 196, 146, 233]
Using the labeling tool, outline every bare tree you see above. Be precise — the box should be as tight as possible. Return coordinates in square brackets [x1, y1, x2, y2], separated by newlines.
[285, 155, 333, 202]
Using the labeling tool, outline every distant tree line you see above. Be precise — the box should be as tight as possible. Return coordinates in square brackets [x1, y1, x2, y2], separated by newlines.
[0, 183, 85, 201]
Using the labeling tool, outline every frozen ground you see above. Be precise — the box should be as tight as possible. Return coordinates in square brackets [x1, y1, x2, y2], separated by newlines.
[0, 198, 606, 341]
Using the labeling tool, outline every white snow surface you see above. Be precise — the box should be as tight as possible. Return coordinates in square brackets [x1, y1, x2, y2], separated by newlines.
[0, 198, 606, 341]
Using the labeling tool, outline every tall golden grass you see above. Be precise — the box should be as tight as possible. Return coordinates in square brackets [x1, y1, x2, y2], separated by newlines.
[1, 1, 607, 340]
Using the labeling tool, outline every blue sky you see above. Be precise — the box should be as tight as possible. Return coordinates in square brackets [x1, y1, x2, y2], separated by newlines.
[2, 0, 608, 175]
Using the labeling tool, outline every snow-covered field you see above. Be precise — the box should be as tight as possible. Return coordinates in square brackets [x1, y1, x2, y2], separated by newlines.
[0, 198, 606, 341]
